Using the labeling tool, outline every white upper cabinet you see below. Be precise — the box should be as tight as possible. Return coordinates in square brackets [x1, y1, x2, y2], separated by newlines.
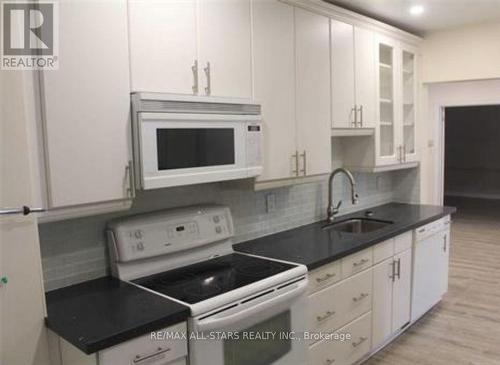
[331, 19, 355, 128]
[198, 0, 252, 98]
[375, 34, 399, 166]
[129, 0, 252, 98]
[354, 27, 376, 128]
[331, 20, 375, 129]
[401, 44, 418, 163]
[252, 0, 296, 181]
[41, 0, 132, 208]
[128, 0, 198, 94]
[295, 7, 331, 176]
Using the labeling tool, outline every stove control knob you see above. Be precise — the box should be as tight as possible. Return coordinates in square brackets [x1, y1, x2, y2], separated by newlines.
[134, 230, 143, 239]
[213, 215, 220, 223]
[215, 226, 222, 234]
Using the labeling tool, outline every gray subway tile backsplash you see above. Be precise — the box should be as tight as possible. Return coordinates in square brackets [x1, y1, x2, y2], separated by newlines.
[39, 170, 419, 291]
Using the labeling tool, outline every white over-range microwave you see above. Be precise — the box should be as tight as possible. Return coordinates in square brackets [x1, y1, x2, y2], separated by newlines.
[131, 93, 263, 190]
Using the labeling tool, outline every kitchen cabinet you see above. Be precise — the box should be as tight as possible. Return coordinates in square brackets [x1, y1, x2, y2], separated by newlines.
[129, 0, 252, 98]
[294, 7, 332, 177]
[40, 0, 132, 209]
[331, 19, 376, 129]
[128, 0, 198, 95]
[375, 35, 419, 166]
[252, 0, 296, 181]
[253, 3, 331, 183]
[54, 322, 188, 365]
[198, 0, 252, 98]
[372, 234, 412, 350]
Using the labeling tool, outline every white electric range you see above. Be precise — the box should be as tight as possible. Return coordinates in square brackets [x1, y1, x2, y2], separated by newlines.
[107, 205, 308, 365]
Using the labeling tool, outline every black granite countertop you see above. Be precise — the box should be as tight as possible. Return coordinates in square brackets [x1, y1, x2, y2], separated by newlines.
[234, 203, 456, 270]
[45, 276, 189, 354]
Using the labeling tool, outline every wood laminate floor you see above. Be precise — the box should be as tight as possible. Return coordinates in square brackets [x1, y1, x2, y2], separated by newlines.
[365, 197, 500, 365]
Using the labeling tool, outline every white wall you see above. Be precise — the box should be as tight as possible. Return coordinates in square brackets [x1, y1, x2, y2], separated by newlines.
[421, 21, 500, 83]
[420, 79, 500, 204]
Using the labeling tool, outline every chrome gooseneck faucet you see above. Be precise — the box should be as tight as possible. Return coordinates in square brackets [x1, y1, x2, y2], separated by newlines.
[326, 168, 359, 224]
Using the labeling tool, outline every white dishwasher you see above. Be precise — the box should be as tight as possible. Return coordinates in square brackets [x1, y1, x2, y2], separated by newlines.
[411, 216, 451, 322]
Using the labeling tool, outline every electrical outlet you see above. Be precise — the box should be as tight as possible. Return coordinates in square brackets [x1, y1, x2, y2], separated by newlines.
[266, 193, 276, 213]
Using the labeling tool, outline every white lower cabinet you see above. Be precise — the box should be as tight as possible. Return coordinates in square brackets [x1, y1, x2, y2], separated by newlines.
[310, 312, 372, 365]
[309, 268, 372, 341]
[56, 323, 187, 365]
[372, 247, 412, 350]
[308, 230, 420, 364]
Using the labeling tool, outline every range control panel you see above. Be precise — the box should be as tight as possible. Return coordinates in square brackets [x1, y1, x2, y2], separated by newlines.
[107, 206, 233, 263]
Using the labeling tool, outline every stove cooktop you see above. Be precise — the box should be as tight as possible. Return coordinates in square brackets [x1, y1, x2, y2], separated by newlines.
[132, 253, 297, 305]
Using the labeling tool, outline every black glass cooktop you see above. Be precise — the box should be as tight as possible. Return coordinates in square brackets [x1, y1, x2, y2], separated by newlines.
[132, 253, 297, 305]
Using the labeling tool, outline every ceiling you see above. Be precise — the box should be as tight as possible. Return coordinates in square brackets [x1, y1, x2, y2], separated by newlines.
[325, 0, 500, 36]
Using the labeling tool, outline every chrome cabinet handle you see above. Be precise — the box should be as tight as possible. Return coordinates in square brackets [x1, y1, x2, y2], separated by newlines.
[325, 359, 336, 365]
[0, 206, 46, 216]
[396, 258, 401, 279]
[133, 347, 171, 364]
[292, 151, 299, 176]
[352, 336, 368, 348]
[390, 260, 396, 282]
[353, 104, 358, 127]
[352, 293, 369, 302]
[353, 258, 369, 267]
[403, 144, 407, 162]
[443, 234, 447, 252]
[300, 150, 307, 176]
[204, 62, 211, 95]
[125, 160, 136, 199]
[358, 105, 363, 127]
[316, 310, 336, 322]
[316, 272, 336, 283]
[191, 60, 199, 95]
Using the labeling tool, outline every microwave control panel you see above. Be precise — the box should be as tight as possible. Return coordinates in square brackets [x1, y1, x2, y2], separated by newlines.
[246, 122, 262, 168]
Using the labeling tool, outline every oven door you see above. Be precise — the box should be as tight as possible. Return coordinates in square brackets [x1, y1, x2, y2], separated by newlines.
[188, 278, 308, 365]
[138, 112, 259, 189]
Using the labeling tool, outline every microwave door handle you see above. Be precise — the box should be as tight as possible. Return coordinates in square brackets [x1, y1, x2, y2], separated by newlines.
[195, 279, 307, 332]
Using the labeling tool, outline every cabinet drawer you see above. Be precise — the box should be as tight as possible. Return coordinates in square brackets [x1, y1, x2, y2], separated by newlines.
[341, 247, 373, 279]
[373, 238, 394, 264]
[308, 260, 342, 294]
[309, 268, 372, 339]
[394, 231, 412, 254]
[99, 322, 187, 365]
[309, 311, 372, 365]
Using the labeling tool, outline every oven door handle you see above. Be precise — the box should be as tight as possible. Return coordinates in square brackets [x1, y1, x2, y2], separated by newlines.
[195, 279, 307, 332]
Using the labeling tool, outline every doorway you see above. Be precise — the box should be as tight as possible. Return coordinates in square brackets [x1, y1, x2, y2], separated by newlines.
[443, 104, 500, 211]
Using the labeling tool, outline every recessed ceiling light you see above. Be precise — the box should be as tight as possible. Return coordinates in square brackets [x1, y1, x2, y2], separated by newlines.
[409, 5, 424, 16]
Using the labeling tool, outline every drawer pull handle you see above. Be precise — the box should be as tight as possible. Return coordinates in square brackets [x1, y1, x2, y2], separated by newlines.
[316, 310, 336, 322]
[133, 347, 171, 364]
[353, 258, 369, 267]
[326, 359, 336, 364]
[352, 293, 369, 302]
[316, 272, 336, 283]
[352, 336, 368, 348]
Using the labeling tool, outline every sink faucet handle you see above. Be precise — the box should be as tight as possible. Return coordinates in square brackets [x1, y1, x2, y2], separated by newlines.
[335, 200, 342, 211]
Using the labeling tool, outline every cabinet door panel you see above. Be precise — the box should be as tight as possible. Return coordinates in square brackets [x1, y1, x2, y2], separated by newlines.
[392, 249, 412, 331]
[295, 8, 331, 176]
[198, 0, 252, 98]
[372, 258, 394, 349]
[331, 19, 355, 128]
[42, 0, 131, 207]
[128, 0, 197, 94]
[253, 0, 296, 181]
[355, 27, 376, 128]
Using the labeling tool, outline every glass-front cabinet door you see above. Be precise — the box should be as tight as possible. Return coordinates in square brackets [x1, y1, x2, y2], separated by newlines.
[376, 36, 398, 165]
[401, 45, 418, 162]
